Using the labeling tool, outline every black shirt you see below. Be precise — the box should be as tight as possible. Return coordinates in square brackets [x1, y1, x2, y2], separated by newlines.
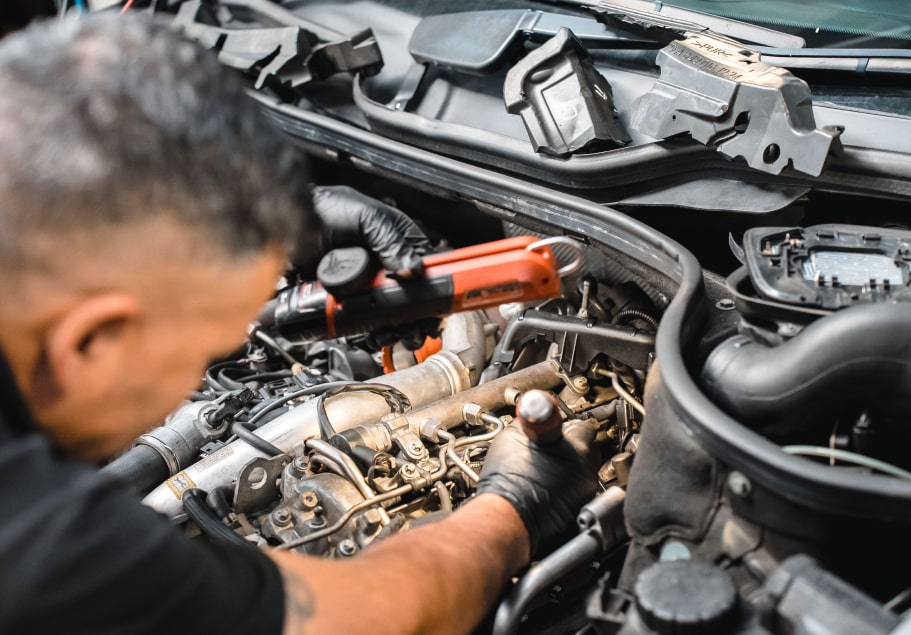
[0, 353, 286, 634]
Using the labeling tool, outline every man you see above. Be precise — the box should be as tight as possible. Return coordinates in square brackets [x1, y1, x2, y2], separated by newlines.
[0, 13, 597, 635]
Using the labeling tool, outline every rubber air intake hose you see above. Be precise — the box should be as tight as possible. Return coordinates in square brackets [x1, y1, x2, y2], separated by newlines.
[100, 444, 170, 496]
[182, 488, 251, 548]
[701, 303, 911, 437]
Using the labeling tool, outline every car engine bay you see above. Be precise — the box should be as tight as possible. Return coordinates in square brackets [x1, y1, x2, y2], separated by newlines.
[86, 0, 911, 633]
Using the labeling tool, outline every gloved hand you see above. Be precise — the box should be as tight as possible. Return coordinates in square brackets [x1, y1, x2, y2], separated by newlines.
[477, 419, 600, 558]
[311, 185, 433, 280]
[304, 185, 439, 351]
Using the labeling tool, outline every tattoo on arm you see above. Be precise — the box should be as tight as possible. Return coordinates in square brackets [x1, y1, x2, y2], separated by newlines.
[280, 569, 315, 634]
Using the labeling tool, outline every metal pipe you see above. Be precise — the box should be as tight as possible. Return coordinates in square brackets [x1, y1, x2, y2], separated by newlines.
[438, 430, 480, 484]
[279, 443, 461, 550]
[309, 454, 347, 479]
[252, 329, 301, 367]
[496, 534, 602, 635]
[307, 438, 391, 524]
[434, 481, 453, 512]
[493, 487, 627, 635]
[277, 484, 415, 550]
[596, 369, 646, 417]
[306, 439, 375, 501]
[456, 414, 505, 448]
[385, 360, 564, 435]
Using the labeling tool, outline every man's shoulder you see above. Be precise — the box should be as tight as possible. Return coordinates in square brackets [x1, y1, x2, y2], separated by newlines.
[0, 428, 157, 558]
[0, 427, 286, 634]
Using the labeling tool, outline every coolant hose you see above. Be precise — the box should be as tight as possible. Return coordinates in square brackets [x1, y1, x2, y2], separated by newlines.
[701, 303, 911, 434]
[101, 444, 170, 495]
[182, 488, 251, 548]
[206, 486, 235, 521]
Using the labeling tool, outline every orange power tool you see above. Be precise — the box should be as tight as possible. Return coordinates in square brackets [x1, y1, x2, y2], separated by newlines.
[260, 236, 573, 342]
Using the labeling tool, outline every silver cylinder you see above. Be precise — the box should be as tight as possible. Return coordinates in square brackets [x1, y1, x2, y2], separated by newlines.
[135, 401, 219, 474]
[388, 360, 564, 434]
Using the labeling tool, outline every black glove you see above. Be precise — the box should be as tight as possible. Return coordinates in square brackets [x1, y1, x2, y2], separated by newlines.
[477, 419, 600, 558]
[307, 185, 439, 351]
[311, 185, 433, 279]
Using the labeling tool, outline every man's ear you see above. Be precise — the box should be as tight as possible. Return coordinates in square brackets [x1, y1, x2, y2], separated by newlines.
[42, 293, 140, 400]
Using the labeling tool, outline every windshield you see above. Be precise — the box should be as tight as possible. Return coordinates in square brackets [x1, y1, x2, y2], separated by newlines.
[619, 0, 911, 48]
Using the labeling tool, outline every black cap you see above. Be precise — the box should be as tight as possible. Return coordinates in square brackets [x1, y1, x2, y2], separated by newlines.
[634, 560, 738, 635]
[316, 247, 378, 297]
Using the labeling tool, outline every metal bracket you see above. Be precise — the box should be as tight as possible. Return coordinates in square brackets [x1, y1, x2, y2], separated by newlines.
[481, 309, 655, 383]
[234, 454, 290, 514]
[630, 33, 841, 176]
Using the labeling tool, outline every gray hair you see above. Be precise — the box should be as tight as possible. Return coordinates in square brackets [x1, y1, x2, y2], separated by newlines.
[0, 13, 317, 269]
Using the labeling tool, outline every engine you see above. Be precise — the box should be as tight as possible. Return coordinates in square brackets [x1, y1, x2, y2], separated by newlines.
[102, 166, 911, 634]
[101, 165, 911, 633]
[17, 0, 910, 631]
[105, 228, 657, 561]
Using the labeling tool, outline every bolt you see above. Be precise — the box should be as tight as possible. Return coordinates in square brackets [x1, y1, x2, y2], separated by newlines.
[400, 463, 417, 479]
[578, 279, 592, 319]
[727, 471, 752, 498]
[715, 298, 736, 311]
[300, 491, 319, 510]
[362, 508, 383, 530]
[462, 403, 486, 426]
[779, 322, 800, 337]
[420, 418, 444, 442]
[571, 376, 589, 393]
[660, 541, 692, 562]
[308, 505, 327, 528]
[597, 463, 616, 483]
[247, 349, 268, 363]
[407, 440, 424, 455]
[293, 456, 310, 473]
[272, 508, 292, 526]
[338, 539, 358, 557]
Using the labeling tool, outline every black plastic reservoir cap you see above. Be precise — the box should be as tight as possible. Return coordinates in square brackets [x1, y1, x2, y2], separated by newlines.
[634, 560, 738, 635]
[316, 247, 377, 297]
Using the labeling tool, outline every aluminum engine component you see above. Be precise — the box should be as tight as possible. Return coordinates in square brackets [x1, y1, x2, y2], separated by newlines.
[630, 33, 841, 176]
[380, 359, 564, 436]
[133, 401, 225, 475]
[143, 311, 490, 518]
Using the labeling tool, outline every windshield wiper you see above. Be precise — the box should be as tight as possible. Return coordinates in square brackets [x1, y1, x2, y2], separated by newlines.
[563, 0, 806, 48]
[408, 9, 658, 75]
[757, 47, 911, 75]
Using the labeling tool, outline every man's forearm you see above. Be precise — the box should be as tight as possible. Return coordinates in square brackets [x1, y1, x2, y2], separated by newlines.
[270, 493, 529, 635]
